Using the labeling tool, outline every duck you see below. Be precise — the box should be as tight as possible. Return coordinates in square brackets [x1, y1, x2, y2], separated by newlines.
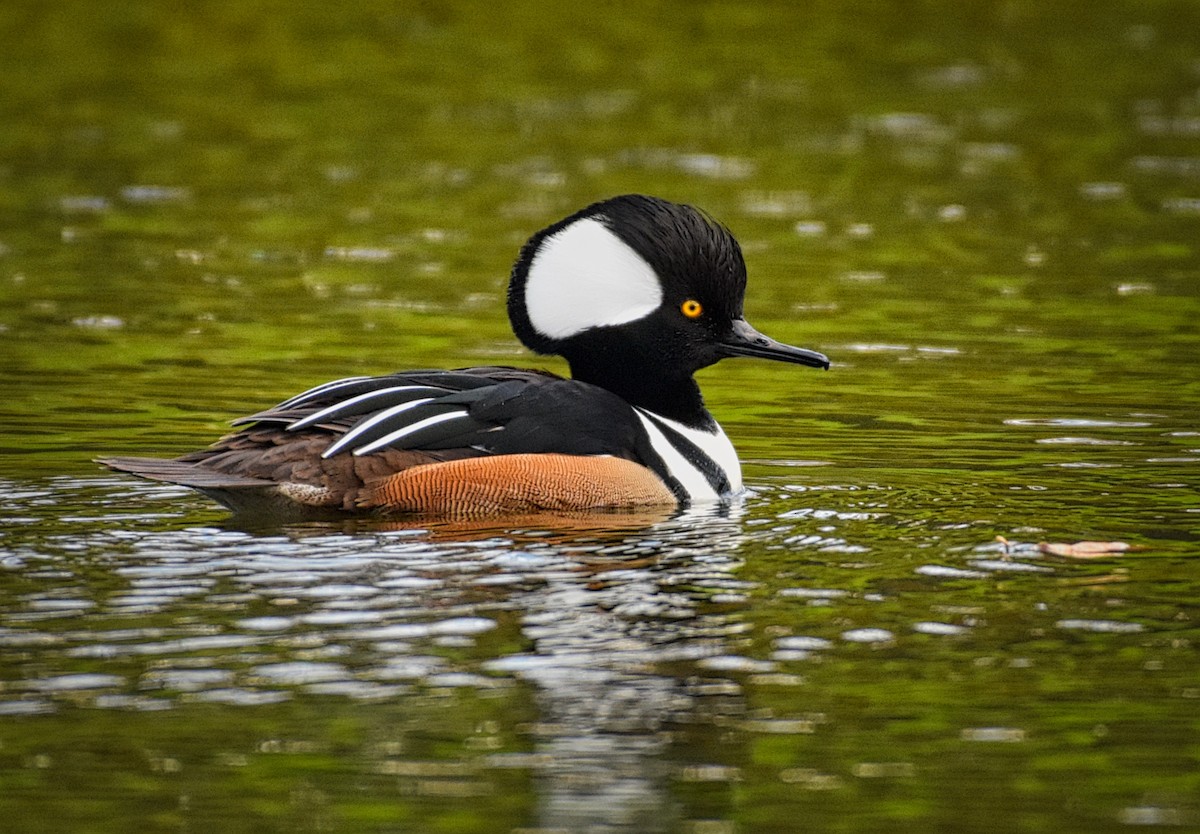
[100, 195, 830, 518]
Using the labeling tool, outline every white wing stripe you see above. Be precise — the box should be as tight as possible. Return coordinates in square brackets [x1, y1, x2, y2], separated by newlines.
[288, 386, 437, 431]
[320, 398, 434, 458]
[352, 411, 471, 456]
[276, 376, 372, 409]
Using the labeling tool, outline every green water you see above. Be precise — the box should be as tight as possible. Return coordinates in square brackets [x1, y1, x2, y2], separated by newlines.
[2, 2, 1199, 831]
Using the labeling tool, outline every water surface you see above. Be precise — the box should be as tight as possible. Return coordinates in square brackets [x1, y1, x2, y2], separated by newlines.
[2, 2, 1198, 832]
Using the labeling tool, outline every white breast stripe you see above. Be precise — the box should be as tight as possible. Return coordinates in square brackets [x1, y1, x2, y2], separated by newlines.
[321, 398, 434, 458]
[352, 411, 471, 456]
[634, 409, 743, 500]
[631, 411, 738, 501]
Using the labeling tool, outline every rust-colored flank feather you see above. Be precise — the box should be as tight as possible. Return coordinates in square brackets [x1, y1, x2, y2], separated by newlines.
[363, 453, 677, 514]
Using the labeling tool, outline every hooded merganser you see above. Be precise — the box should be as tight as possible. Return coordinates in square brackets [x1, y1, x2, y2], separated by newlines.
[100, 195, 830, 517]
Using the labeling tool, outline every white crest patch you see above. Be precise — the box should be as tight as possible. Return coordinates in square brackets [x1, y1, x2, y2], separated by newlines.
[524, 217, 663, 339]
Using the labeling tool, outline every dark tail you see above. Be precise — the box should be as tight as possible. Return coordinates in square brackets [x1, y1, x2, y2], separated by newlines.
[97, 457, 272, 489]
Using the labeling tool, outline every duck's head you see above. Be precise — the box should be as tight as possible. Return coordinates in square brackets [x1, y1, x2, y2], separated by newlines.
[507, 194, 829, 392]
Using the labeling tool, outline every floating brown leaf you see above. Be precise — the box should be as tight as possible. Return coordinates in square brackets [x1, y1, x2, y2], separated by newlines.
[1038, 540, 1141, 558]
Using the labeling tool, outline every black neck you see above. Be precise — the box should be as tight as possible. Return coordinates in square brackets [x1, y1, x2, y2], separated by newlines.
[567, 356, 714, 428]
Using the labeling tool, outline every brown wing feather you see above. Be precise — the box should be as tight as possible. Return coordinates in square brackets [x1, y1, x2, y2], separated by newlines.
[100, 428, 476, 515]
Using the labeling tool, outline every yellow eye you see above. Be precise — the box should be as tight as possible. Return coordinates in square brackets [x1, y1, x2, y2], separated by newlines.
[680, 299, 703, 319]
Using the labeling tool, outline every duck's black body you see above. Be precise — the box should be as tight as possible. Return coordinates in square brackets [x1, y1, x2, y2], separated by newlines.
[101, 195, 829, 517]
